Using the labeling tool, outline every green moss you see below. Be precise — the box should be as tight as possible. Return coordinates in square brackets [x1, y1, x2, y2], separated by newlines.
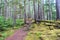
[25, 21, 60, 40]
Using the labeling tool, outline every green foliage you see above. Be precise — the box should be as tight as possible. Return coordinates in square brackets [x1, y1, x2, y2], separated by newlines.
[0, 29, 14, 40]
[0, 16, 6, 31]
[35, 32, 42, 37]
[5, 18, 14, 27]
[16, 19, 24, 26]
[0, 17, 13, 27]
[0, 16, 24, 31]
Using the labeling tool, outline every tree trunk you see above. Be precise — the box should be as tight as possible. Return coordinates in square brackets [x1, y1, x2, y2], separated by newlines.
[4, 0, 7, 19]
[20, 7, 22, 19]
[33, 0, 37, 22]
[24, 0, 26, 24]
[47, 0, 52, 20]
[38, 0, 41, 20]
[56, 0, 60, 20]
[28, 0, 31, 18]
[48, 0, 52, 20]
[0, 8, 2, 16]
[13, 5, 16, 26]
[41, 0, 45, 20]
[38, 0, 44, 21]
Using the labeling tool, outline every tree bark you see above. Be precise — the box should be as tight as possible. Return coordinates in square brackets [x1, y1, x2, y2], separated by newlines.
[56, 0, 60, 20]
[4, 0, 7, 19]
[33, 0, 37, 22]
[24, 0, 26, 24]
[38, 0, 45, 21]
[28, 0, 31, 18]
[13, 5, 17, 26]
[41, 0, 45, 20]
[46, 0, 52, 20]
[38, 0, 41, 20]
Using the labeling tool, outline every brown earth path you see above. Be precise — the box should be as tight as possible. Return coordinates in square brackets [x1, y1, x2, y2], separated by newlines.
[5, 24, 30, 40]
[5, 19, 32, 40]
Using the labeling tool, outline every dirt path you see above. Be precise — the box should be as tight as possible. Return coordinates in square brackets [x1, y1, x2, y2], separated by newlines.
[5, 24, 30, 40]
[5, 19, 32, 40]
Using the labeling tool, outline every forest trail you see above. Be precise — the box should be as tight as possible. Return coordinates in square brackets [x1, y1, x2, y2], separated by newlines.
[5, 26, 28, 40]
[5, 19, 32, 40]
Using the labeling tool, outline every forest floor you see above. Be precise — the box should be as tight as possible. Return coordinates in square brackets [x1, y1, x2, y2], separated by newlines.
[5, 20, 60, 40]
[25, 22, 60, 40]
[5, 19, 32, 40]
[5, 24, 29, 40]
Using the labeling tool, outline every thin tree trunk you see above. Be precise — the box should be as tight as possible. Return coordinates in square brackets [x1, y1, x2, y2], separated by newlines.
[41, 0, 45, 20]
[47, 0, 52, 20]
[4, 0, 7, 19]
[19, 2, 22, 19]
[13, 5, 16, 26]
[0, 8, 1, 16]
[20, 7, 22, 18]
[33, 0, 37, 22]
[49, 0, 52, 20]
[24, 0, 26, 24]
[38, 0, 45, 21]
[28, 0, 31, 18]
[38, 0, 41, 20]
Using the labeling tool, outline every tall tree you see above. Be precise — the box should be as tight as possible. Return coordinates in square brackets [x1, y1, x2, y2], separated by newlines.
[46, 0, 52, 20]
[4, 0, 7, 19]
[38, 0, 41, 20]
[56, 0, 60, 20]
[0, 0, 2, 16]
[0, 0, 3, 16]
[4, 0, 13, 19]
[24, 0, 26, 23]
[19, 3, 22, 19]
[12, 0, 19, 25]
[28, 0, 31, 18]
[48, 0, 52, 20]
[33, 0, 37, 22]
[51, 0, 56, 20]
[37, 0, 44, 21]
[41, 0, 45, 20]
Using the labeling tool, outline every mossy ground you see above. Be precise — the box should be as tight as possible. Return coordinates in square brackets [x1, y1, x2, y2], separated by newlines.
[25, 22, 60, 40]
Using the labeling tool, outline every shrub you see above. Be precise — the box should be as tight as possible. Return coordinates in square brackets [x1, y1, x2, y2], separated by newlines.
[0, 16, 5, 31]
[0, 16, 24, 31]
[0, 16, 13, 31]
[16, 19, 24, 26]
[5, 18, 14, 27]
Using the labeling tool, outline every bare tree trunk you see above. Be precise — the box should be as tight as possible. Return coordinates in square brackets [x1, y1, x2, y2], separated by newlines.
[0, 8, 1, 16]
[38, 0, 44, 21]
[28, 0, 31, 18]
[0, 6, 2, 16]
[4, 1, 10, 19]
[38, 0, 41, 20]
[13, 5, 16, 26]
[33, 0, 37, 22]
[24, 0, 26, 24]
[19, 1, 22, 19]
[47, 0, 52, 20]
[41, 0, 45, 20]
[56, 0, 60, 20]
[4, 0, 7, 19]
[19, 7, 22, 18]
[48, 0, 52, 20]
